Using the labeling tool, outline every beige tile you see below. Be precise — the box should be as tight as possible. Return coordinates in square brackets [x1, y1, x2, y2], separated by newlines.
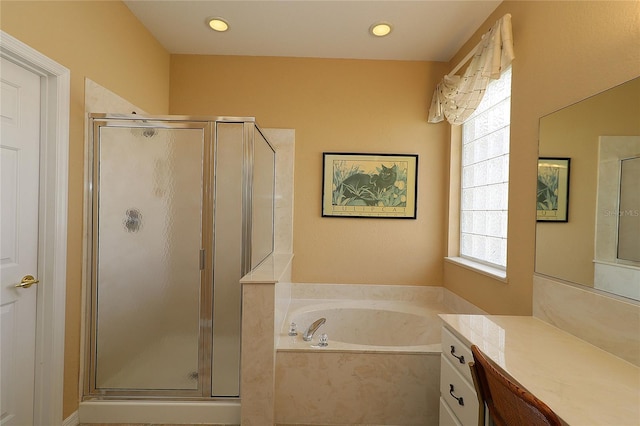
[275, 351, 440, 425]
[263, 128, 294, 255]
[241, 283, 276, 425]
[533, 274, 640, 366]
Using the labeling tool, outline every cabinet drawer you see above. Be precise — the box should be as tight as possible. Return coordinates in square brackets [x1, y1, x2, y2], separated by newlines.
[440, 356, 480, 426]
[442, 326, 474, 383]
[439, 396, 463, 426]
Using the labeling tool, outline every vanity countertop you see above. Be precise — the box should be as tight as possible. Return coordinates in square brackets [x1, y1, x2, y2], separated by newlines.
[439, 314, 640, 426]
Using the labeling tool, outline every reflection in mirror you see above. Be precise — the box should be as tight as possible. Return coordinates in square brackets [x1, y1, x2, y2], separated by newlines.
[536, 77, 640, 301]
[618, 157, 640, 262]
[594, 136, 640, 299]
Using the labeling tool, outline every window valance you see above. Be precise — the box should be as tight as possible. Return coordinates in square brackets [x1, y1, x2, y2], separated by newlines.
[427, 14, 514, 125]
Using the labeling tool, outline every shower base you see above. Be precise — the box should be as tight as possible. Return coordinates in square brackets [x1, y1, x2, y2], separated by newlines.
[78, 400, 240, 424]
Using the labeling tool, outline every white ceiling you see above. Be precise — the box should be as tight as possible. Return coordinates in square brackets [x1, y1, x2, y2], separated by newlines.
[123, 0, 502, 62]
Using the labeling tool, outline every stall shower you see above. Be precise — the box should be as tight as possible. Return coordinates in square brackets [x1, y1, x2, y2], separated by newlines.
[84, 114, 275, 400]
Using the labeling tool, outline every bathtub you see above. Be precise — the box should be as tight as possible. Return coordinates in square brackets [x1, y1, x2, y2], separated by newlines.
[275, 298, 445, 425]
[278, 300, 444, 352]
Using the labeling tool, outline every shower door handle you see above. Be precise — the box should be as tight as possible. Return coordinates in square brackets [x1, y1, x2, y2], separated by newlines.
[15, 275, 39, 289]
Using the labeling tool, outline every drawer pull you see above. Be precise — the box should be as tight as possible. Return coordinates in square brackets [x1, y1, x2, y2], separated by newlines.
[450, 345, 466, 364]
[449, 384, 465, 406]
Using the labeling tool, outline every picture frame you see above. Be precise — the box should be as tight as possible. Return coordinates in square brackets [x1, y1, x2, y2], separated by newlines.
[322, 152, 418, 219]
[537, 157, 571, 222]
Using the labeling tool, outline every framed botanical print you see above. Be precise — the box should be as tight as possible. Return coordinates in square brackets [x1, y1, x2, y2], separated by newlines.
[322, 152, 418, 219]
[537, 157, 571, 222]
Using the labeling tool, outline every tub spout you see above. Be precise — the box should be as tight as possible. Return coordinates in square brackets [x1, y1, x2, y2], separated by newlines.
[303, 317, 326, 341]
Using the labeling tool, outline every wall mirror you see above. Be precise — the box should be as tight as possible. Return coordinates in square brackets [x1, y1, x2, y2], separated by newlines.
[536, 77, 640, 301]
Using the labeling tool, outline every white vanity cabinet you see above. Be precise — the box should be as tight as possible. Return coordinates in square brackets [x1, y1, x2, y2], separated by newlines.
[439, 326, 480, 426]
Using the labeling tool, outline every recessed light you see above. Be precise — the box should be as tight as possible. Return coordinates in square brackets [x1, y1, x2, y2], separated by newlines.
[207, 17, 229, 32]
[370, 22, 393, 37]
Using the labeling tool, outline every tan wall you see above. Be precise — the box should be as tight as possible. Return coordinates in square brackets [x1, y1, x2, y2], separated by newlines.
[0, 1, 171, 418]
[170, 55, 450, 286]
[443, 1, 640, 315]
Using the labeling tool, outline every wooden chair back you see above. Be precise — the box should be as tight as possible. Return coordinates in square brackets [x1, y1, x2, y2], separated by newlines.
[468, 345, 562, 426]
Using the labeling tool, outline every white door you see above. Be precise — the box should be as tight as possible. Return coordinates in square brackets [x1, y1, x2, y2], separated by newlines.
[1, 57, 41, 426]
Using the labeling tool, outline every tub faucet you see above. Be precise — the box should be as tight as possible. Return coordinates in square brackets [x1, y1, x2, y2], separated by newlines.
[303, 317, 326, 341]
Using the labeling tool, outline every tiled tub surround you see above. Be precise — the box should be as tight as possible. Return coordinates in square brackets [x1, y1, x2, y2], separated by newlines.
[240, 253, 294, 426]
[276, 351, 440, 425]
[273, 284, 485, 425]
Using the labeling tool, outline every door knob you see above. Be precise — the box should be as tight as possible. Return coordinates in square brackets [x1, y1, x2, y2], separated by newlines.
[15, 275, 39, 289]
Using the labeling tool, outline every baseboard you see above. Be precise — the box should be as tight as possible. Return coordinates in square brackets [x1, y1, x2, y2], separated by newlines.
[78, 400, 240, 424]
[63, 410, 79, 426]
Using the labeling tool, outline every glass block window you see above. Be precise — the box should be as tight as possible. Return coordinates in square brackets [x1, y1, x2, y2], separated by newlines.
[460, 67, 512, 268]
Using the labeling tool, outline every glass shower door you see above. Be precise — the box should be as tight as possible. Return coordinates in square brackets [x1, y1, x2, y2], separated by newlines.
[91, 122, 209, 394]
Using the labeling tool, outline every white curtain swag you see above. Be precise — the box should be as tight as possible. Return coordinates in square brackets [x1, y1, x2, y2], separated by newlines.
[428, 14, 514, 125]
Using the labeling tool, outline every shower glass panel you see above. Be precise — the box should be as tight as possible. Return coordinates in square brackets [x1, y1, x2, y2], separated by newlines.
[93, 124, 206, 392]
[251, 128, 276, 269]
[211, 122, 244, 396]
